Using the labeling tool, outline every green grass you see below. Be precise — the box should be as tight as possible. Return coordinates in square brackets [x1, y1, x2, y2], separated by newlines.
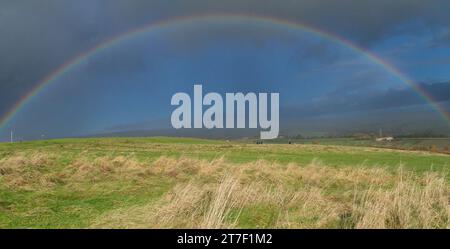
[1, 137, 450, 228]
[267, 137, 450, 151]
[1, 136, 448, 171]
[0, 177, 172, 228]
[230, 204, 280, 228]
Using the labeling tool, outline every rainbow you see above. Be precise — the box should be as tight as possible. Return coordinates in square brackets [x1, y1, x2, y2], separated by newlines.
[1, 13, 449, 131]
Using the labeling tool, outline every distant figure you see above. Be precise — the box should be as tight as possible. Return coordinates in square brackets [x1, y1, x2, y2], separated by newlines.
[288, 140, 292, 144]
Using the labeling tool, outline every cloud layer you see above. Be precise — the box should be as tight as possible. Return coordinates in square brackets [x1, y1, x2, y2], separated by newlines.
[1, 1, 450, 140]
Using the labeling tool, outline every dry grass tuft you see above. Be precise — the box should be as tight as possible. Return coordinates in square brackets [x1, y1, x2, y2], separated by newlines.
[352, 169, 450, 228]
[91, 156, 450, 228]
[200, 175, 241, 228]
[0, 152, 57, 189]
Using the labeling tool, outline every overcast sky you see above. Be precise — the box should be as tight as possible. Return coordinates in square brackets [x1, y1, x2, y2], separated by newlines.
[1, 0, 450, 140]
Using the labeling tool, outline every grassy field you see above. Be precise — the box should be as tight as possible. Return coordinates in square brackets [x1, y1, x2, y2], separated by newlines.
[1, 137, 450, 228]
[265, 137, 450, 153]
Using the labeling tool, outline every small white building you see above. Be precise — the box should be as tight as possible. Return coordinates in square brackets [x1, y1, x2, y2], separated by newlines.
[376, 137, 394, 142]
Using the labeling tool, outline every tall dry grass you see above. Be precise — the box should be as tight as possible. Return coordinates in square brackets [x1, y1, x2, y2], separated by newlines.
[0, 152, 58, 189]
[1, 152, 449, 228]
[90, 156, 450, 228]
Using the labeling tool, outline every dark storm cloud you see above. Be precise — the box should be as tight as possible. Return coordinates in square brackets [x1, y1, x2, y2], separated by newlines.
[171, 0, 449, 45]
[0, 1, 114, 117]
[1, 0, 450, 121]
[282, 81, 450, 118]
[97, 0, 450, 45]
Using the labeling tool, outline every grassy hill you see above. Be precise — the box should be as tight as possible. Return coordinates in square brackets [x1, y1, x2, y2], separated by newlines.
[1, 137, 450, 228]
